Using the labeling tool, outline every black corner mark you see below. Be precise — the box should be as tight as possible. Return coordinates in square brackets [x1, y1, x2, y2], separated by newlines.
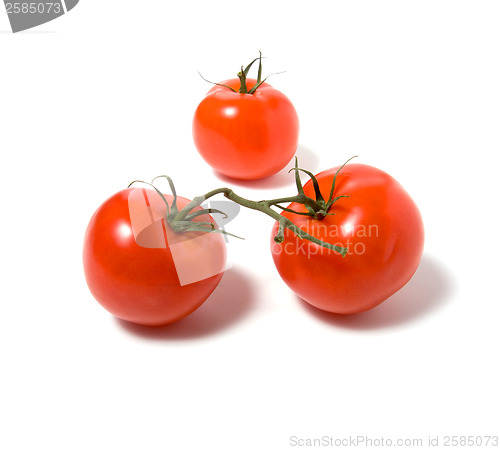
[5, 0, 80, 33]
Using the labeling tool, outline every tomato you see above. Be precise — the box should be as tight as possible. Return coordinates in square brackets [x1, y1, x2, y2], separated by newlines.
[270, 164, 424, 314]
[192, 77, 299, 180]
[83, 188, 226, 326]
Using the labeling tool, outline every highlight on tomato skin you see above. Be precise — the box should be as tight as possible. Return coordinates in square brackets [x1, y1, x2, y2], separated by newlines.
[270, 163, 425, 315]
[82, 188, 227, 327]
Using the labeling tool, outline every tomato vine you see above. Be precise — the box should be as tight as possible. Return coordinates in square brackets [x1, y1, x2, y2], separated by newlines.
[129, 157, 356, 257]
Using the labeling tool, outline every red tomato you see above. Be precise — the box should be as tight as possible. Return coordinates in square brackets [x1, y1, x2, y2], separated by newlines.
[192, 78, 299, 180]
[271, 164, 424, 314]
[83, 188, 226, 326]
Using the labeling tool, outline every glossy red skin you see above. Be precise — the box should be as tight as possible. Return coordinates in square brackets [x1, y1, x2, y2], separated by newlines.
[83, 189, 226, 326]
[271, 164, 424, 314]
[193, 78, 299, 180]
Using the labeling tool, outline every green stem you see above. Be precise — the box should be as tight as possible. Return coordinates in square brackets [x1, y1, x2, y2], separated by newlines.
[134, 156, 355, 257]
[237, 66, 248, 94]
[172, 188, 347, 256]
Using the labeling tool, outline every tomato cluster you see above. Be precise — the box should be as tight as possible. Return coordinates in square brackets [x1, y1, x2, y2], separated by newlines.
[83, 54, 424, 327]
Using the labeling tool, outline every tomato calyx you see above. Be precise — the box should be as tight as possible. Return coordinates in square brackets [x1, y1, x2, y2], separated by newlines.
[198, 51, 284, 95]
[283, 156, 357, 220]
[128, 177, 241, 239]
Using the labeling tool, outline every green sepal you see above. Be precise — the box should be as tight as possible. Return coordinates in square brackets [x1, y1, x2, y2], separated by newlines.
[184, 208, 228, 222]
[275, 205, 315, 216]
[197, 72, 237, 92]
[289, 158, 316, 215]
[243, 55, 260, 77]
[328, 195, 350, 207]
[203, 228, 244, 240]
[179, 223, 244, 240]
[152, 175, 178, 214]
[127, 180, 171, 216]
[247, 71, 285, 94]
[256, 50, 263, 83]
[326, 156, 357, 207]
[294, 168, 325, 203]
[241, 51, 264, 93]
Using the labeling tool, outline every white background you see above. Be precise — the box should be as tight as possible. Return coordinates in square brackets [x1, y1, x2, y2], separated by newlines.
[1, 1, 499, 449]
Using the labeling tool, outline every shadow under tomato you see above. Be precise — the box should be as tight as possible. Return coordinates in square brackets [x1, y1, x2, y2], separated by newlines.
[297, 254, 457, 330]
[213, 143, 319, 190]
[115, 267, 257, 340]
